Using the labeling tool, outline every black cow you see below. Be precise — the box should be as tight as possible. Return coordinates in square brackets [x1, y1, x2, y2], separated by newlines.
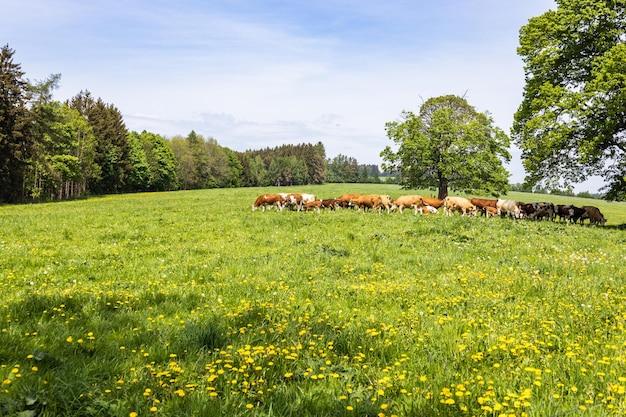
[556, 205, 587, 224]
[520, 202, 556, 221]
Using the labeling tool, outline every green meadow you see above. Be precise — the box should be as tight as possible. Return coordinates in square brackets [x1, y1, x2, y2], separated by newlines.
[1, 184, 625, 417]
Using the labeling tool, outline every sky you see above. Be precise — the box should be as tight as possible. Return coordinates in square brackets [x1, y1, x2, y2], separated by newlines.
[2, 0, 606, 192]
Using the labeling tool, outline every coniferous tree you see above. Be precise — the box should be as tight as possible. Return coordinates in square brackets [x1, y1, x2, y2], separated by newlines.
[68, 91, 130, 194]
[0, 45, 33, 203]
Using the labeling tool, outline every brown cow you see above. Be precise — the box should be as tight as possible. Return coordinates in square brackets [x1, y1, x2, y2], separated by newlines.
[484, 206, 498, 217]
[303, 200, 323, 213]
[470, 198, 498, 216]
[378, 195, 393, 213]
[320, 199, 338, 210]
[335, 194, 361, 208]
[252, 194, 285, 212]
[421, 197, 444, 209]
[582, 206, 606, 226]
[350, 194, 382, 212]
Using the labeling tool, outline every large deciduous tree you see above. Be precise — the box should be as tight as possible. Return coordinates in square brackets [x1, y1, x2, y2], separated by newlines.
[381, 95, 511, 199]
[513, 0, 626, 200]
[0, 45, 33, 203]
[26, 74, 98, 200]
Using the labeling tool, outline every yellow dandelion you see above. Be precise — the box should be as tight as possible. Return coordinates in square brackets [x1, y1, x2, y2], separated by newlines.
[66, 336, 73, 343]
[130, 413, 138, 417]
[347, 406, 354, 411]
[246, 403, 254, 409]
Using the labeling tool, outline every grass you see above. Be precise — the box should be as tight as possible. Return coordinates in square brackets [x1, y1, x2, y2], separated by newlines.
[1, 184, 626, 416]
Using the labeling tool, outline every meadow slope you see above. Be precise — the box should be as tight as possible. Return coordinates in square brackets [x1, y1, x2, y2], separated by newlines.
[1, 185, 625, 417]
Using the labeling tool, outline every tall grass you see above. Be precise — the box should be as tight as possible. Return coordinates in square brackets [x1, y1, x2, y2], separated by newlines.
[1, 185, 625, 416]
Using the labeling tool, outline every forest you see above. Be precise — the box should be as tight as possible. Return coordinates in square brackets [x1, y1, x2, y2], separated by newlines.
[0, 45, 386, 204]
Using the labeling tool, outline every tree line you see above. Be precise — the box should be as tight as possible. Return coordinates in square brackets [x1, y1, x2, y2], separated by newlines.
[0, 45, 382, 204]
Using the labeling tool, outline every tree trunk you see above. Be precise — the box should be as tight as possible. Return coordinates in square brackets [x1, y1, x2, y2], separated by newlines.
[438, 176, 448, 200]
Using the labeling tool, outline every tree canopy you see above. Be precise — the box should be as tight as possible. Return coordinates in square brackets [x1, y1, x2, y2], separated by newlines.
[381, 95, 511, 199]
[0, 45, 32, 203]
[513, 0, 626, 200]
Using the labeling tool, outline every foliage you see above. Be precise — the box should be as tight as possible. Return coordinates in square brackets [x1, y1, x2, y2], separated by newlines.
[0, 186, 625, 417]
[0, 45, 33, 203]
[238, 142, 327, 186]
[513, 0, 626, 200]
[381, 95, 511, 199]
[67, 91, 131, 194]
[327, 154, 359, 183]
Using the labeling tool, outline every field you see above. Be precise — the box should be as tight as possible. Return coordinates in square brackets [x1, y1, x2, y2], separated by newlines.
[1, 184, 625, 417]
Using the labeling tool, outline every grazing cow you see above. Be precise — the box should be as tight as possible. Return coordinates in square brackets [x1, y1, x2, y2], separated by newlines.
[283, 193, 303, 210]
[470, 198, 498, 216]
[443, 196, 477, 216]
[391, 195, 424, 215]
[335, 194, 361, 208]
[497, 199, 523, 219]
[252, 194, 285, 212]
[303, 200, 323, 213]
[378, 195, 393, 213]
[556, 205, 587, 224]
[519, 202, 556, 221]
[350, 194, 382, 212]
[284, 193, 317, 211]
[484, 206, 498, 217]
[582, 205, 606, 226]
[421, 197, 445, 209]
[301, 193, 316, 204]
[320, 199, 338, 210]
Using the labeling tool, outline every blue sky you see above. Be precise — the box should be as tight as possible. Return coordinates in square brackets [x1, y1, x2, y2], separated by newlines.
[4, 0, 603, 192]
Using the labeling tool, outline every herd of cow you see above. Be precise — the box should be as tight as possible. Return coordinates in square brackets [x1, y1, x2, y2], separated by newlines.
[252, 192, 607, 226]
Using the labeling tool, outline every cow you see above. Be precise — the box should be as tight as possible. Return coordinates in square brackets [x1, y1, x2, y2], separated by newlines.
[284, 193, 317, 211]
[443, 196, 477, 216]
[252, 194, 285, 212]
[378, 195, 393, 213]
[301, 193, 316, 205]
[519, 202, 556, 221]
[391, 195, 424, 215]
[320, 199, 338, 211]
[484, 206, 498, 217]
[350, 194, 382, 212]
[582, 205, 606, 226]
[556, 204, 587, 224]
[421, 197, 445, 209]
[283, 193, 303, 210]
[497, 199, 523, 219]
[335, 194, 361, 208]
[470, 198, 498, 217]
[422, 205, 439, 215]
[303, 200, 323, 213]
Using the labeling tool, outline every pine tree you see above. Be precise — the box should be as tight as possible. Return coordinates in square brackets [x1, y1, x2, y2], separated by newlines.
[0, 45, 32, 202]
